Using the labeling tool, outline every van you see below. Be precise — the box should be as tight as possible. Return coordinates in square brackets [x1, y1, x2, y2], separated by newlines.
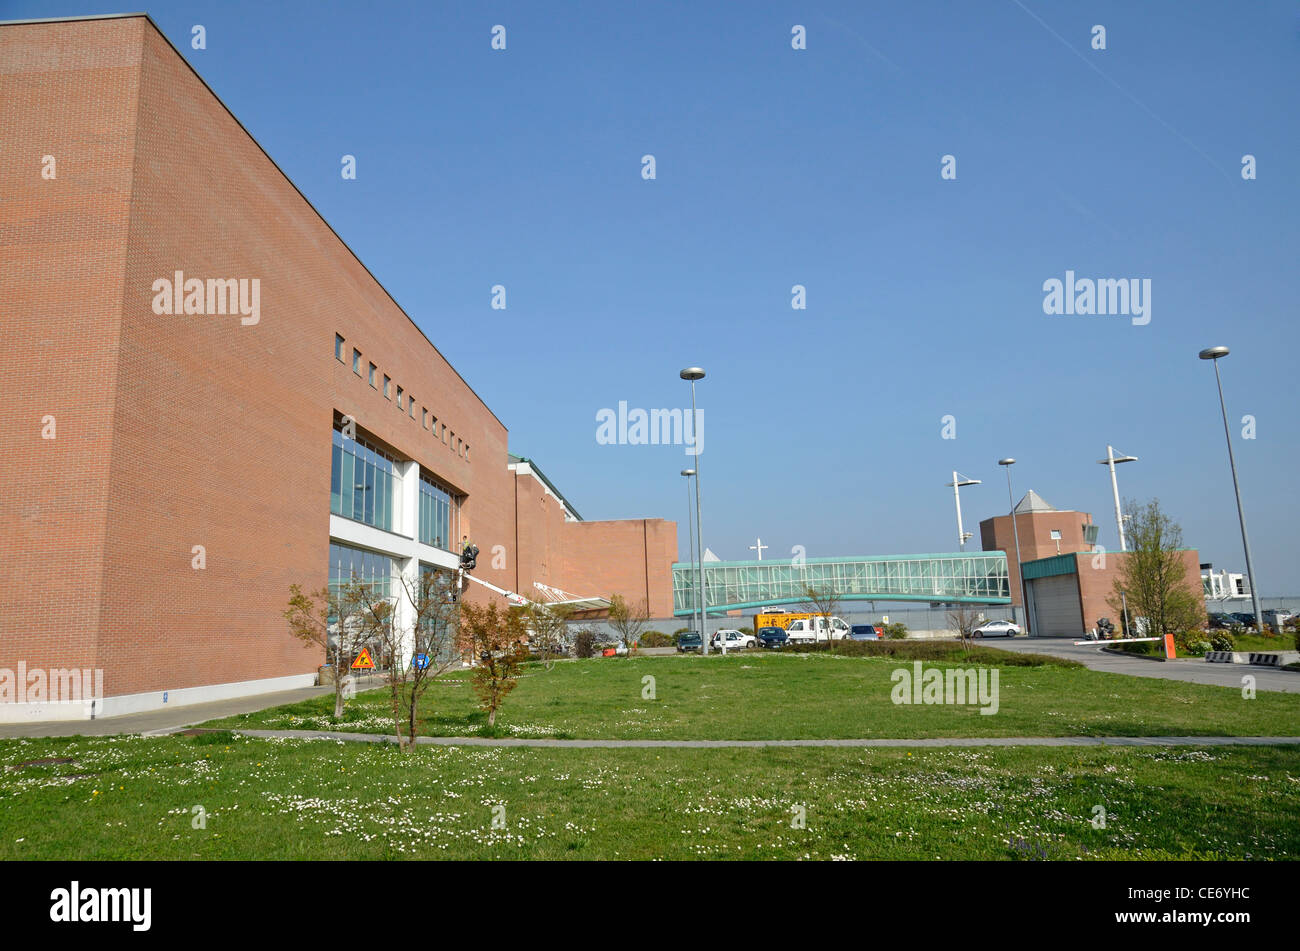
[783, 615, 851, 644]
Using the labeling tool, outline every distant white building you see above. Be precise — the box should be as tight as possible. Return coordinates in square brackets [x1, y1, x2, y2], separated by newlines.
[1202, 565, 1250, 600]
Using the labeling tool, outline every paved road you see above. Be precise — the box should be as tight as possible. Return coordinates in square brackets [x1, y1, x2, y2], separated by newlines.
[993, 636, 1300, 693]
[232, 728, 1300, 748]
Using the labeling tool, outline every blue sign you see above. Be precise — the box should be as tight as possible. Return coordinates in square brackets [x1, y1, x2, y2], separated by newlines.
[412, 653, 430, 670]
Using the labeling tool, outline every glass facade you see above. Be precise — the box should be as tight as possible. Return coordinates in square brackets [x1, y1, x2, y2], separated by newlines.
[418, 475, 456, 552]
[328, 541, 395, 600]
[672, 553, 1011, 616]
[331, 424, 397, 531]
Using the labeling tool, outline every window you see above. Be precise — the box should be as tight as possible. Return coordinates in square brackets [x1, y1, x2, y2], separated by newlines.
[441, 424, 446, 444]
[421, 408, 428, 429]
[331, 421, 397, 532]
[383, 375, 391, 399]
[464, 444, 470, 463]
[418, 475, 458, 553]
[396, 386, 403, 409]
[328, 541, 396, 602]
[335, 334, 345, 361]
[352, 348, 362, 375]
[408, 397, 415, 419]
[368, 363, 377, 387]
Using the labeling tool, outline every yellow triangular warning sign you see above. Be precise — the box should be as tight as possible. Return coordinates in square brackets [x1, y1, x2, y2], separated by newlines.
[351, 647, 374, 670]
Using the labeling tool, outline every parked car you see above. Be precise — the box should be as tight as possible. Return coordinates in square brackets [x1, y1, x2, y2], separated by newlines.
[972, 619, 1021, 638]
[756, 626, 788, 649]
[848, 624, 881, 640]
[711, 629, 758, 650]
[1230, 613, 1259, 629]
[1206, 612, 1235, 630]
[676, 631, 703, 653]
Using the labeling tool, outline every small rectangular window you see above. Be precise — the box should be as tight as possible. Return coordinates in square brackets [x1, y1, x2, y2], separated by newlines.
[383, 375, 391, 398]
[408, 397, 415, 419]
[465, 444, 470, 463]
[352, 348, 361, 374]
[422, 408, 428, 429]
[396, 386, 403, 409]
[335, 334, 345, 361]
[368, 363, 377, 387]
[441, 424, 447, 444]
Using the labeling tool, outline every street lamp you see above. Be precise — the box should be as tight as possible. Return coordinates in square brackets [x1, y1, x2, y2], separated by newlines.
[946, 471, 981, 550]
[680, 470, 696, 572]
[1096, 446, 1138, 551]
[680, 367, 707, 653]
[1199, 346, 1263, 633]
[997, 459, 1024, 630]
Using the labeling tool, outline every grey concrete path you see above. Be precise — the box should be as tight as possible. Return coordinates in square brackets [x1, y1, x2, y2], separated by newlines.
[992, 636, 1300, 693]
[230, 728, 1300, 749]
[0, 676, 388, 739]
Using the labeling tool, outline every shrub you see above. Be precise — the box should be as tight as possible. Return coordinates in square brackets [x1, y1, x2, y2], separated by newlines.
[739, 626, 754, 636]
[639, 630, 671, 648]
[573, 629, 598, 659]
[674, 627, 692, 635]
[1209, 632, 1235, 653]
[882, 622, 908, 640]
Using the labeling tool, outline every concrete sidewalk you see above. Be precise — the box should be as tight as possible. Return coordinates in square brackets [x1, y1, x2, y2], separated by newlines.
[0, 676, 387, 739]
[230, 728, 1300, 749]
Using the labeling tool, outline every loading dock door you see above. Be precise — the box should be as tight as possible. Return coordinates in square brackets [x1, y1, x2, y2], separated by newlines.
[1027, 574, 1082, 637]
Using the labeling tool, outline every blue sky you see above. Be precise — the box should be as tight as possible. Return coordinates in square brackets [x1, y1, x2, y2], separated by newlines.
[14, 1, 1300, 593]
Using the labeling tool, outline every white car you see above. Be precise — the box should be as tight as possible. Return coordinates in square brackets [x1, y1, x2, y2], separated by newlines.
[972, 620, 1020, 638]
[711, 629, 758, 650]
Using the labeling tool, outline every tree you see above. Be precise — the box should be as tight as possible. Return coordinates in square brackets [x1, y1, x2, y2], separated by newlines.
[947, 604, 982, 656]
[457, 601, 529, 729]
[1109, 498, 1203, 636]
[525, 601, 572, 669]
[608, 594, 650, 654]
[353, 569, 461, 751]
[801, 584, 844, 648]
[285, 581, 371, 718]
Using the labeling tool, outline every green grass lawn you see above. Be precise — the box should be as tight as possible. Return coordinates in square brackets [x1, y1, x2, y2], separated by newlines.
[0, 732, 1295, 860]
[202, 646, 1299, 740]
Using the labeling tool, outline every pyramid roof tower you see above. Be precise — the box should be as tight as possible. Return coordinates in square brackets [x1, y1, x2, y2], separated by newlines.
[1014, 489, 1057, 514]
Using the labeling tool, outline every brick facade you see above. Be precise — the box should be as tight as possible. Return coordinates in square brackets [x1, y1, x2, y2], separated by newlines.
[0, 15, 675, 715]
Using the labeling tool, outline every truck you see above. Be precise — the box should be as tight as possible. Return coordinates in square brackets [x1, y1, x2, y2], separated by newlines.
[780, 614, 852, 645]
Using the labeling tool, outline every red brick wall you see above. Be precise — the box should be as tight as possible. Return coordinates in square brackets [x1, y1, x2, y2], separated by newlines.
[1073, 549, 1202, 633]
[981, 509, 1096, 606]
[0, 18, 141, 680]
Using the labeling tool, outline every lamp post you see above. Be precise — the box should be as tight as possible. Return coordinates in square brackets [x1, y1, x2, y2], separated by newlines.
[997, 459, 1024, 631]
[681, 470, 696, 571]
[681, 367, 707, 653]
[946, 472, 981, 550]
[1096, 446, 1138, 551]
[1199, 347, 1263, 633]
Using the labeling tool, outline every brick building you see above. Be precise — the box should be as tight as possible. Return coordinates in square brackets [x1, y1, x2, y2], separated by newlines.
[980, 490, 1201, 636]
[0, 14, 675, 720]
[979, 489, 1098, 608]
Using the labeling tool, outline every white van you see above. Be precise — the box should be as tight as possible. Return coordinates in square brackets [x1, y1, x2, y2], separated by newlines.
[783, 615, 851, 644]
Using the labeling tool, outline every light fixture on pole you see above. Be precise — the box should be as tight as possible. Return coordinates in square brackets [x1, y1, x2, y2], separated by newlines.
[1199, 346, 1263, 633]
[680, 367, 707, 653]
[748, 537, 768, 560]
[1096, 446, 1138, 551]
[997, 459, 1024, 629]
[947, 471, 981, 551]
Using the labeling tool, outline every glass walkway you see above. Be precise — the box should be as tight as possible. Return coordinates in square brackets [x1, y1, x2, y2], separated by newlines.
[672, 552, 1011, 617]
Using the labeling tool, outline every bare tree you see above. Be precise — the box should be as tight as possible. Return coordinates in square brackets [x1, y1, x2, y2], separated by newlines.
[285, 581, 370, 718]
[1109, 498, 1203, 636]
[354, 569, 461, 751]
[801, 584, 845, 647]
[525, 601, 572, 669]
[947, 603, 983, 656]
[608, 594, 650, 654]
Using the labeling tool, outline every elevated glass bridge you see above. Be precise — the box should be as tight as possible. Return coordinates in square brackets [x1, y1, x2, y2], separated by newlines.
[672, 552, 1010, 617]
